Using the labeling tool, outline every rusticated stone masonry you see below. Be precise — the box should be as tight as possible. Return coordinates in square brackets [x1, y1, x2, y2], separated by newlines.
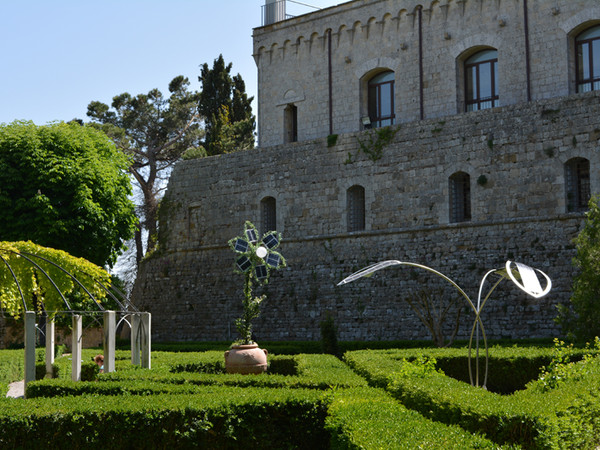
[253, 0, 600, 147]
[132, 92, 599, 342]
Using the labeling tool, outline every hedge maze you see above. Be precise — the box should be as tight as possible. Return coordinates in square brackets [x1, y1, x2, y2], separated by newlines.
[1, 345, 599, 449]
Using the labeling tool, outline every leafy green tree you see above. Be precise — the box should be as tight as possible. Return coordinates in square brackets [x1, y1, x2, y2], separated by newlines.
[198, 54, 255, 155]
[87, 76, 203, 264]
[0, 241, 112, 318]
[0, 121, 136, 267]
[556, 195, 600, 341]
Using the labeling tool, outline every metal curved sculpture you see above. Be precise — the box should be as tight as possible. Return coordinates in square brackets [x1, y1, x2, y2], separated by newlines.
[337, 260, 552, 388]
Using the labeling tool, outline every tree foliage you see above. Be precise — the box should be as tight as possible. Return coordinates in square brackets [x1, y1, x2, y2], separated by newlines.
[0, 121, 136, 267]
[198, 54, 255, 156]
[0, 241, 111, 318]
[556, 195, 600, 341]
[87, 76, 203, 264]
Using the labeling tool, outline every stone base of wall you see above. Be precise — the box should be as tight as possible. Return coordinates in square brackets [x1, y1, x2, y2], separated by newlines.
[132, 93, 598, 343]
[134, 215, 579, 343]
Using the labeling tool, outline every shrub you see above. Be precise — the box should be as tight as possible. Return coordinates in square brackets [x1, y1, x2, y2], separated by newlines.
[346, 347, 600, 448]
[0, 350, 23, 384]
[327, 387, 499, 449]
[1, 388, 330, 449]
[320, 313, 340, 357]
[556, 195, 600, 341]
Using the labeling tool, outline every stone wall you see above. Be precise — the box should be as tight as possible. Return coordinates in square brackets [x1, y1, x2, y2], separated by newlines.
[253, 0, 600, 147]
[131, 92, 600, 343]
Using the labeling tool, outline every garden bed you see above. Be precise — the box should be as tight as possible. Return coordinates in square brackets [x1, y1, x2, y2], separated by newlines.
[1, 343, 599, 448]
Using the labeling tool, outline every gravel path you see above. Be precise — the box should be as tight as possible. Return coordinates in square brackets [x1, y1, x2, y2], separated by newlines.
[6, 380, 24, 398]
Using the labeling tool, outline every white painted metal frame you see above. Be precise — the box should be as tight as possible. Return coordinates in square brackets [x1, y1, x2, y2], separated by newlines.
[337, 260, 552, 388]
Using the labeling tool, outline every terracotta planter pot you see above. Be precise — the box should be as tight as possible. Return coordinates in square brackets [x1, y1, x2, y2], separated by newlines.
[224, 343, 268, 374]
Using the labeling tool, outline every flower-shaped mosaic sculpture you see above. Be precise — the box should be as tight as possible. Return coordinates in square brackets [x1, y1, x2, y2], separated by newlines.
[229, 221, 286, 284]
[228, 221, 286, 344]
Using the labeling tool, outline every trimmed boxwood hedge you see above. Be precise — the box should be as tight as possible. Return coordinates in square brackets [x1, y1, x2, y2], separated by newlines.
[27, 353, 368, 397]
[326, 387, 500, 449]
[345, 348, 600, 449]
[0, 388, 330, 449]
[4, 344, 600, 448]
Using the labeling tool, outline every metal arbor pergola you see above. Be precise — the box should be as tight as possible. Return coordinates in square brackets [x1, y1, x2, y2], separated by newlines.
[337, 260, 551, 388]
[0, 248, 151, 393]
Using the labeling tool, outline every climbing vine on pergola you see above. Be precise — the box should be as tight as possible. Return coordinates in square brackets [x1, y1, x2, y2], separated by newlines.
[0, 241, 111, 318]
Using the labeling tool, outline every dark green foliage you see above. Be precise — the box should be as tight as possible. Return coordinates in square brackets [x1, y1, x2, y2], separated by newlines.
[5, 345, 600, 449]
[320, 313, 340, 357]
[80, 362, 99, 381]
[0, 121, 136, 266]
[147, 338, 554, 354]
[327, 388, 498, 449]
[35, 363, 58, 380]
[345, 347, 600, 449]
[348, 125, 399, 163]
[198, 54, 256, 156]
[326, 134, 338, 147]
[0, 349, 24, 385]
[1, 389, 330, 449]
[556, 195, 600, 341]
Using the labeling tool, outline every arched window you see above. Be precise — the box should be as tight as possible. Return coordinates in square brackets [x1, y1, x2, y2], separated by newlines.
[347, 185, 365, 232]
[465, 49, 498, 111]
[284, 104, 297, 143]
[368, 71, 395, 128]
[261, 196, 277, 233]
[575, 25, 600, 93]
[565, 158, 590, 212]
[449, 172, 471, 223]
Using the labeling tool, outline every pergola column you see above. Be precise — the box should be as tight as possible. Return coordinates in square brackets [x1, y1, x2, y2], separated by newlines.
[131, 314, 141, 366]
[141, 312, 151, 369]
[45, 317, 55, 377]
[24, 311, 36, 391]
[71, 314, 82, 381]
[103, 310, 115, 373]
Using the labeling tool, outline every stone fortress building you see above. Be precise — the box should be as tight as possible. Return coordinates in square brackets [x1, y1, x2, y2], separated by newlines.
[131, 0, 600, 343]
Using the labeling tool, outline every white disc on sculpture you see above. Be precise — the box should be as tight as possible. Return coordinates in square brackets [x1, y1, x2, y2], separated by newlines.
[256, 246, 268, 259]
[505, 261, 552, 298]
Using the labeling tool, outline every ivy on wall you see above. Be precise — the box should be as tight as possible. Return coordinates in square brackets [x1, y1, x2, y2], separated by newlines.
[345, 126, 399, 164]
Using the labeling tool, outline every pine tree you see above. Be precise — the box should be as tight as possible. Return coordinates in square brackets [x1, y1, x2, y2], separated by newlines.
[198, 55, 255, 155]
[87, 76, 203, 265]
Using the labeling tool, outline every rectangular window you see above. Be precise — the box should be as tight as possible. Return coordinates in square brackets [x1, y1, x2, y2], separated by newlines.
[347, 186, 365, 232]
[465, 50, 498, 111]
[450, 173, 471, 223]
[566, 158, 591, 212]
[284, 105, 297, 143]
[261, 197, 277, 233]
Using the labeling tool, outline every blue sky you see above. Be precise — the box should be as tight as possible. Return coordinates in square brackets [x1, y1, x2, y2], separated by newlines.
[0, 0, 342, 126]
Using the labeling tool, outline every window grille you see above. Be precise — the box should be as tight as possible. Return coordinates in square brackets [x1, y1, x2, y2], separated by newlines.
[347, 185, 365, 232]
[449, 172, 471, 223]
[261, 197, 277, 233]
[565, 158, 590, 212]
